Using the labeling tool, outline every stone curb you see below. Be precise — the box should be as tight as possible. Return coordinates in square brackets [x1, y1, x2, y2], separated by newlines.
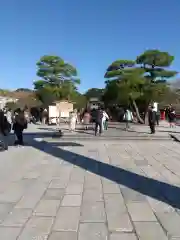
[170, 133, 180, 142]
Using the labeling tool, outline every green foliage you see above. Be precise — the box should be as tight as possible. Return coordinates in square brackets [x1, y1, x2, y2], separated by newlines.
[104, 59, 145, 104]
[36, 55, 78, 84]
[0, 89, 11, 96]
[6, 96, 41, 110]
[85, 88, 104, 100]
[104, 49, 177, 114]
[136, 49, 177, 82]
[71, 91, 87, 110]
[34, 55, 81, 106]
[6, 101, 18, 110]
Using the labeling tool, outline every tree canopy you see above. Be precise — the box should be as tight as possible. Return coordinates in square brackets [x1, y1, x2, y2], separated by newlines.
[103, 50, 178, 122]
[84, 88, 104, 100]
[2, 49, 179, 116]
[34, 55, 81, 107]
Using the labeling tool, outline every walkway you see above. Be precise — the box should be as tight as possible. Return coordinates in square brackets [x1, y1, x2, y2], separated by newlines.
[0, 124, 180, 239]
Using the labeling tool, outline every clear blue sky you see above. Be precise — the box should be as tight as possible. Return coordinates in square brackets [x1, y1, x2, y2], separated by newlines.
[0, 0, 179, 93]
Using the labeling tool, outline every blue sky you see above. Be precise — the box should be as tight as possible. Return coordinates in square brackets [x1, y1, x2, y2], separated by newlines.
[0, 0, 179, 93]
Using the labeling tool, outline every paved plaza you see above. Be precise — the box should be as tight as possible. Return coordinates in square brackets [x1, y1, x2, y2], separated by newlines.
[0, 123, 180, 239]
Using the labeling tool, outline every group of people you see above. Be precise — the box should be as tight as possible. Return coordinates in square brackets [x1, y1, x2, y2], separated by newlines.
[148, 104, 176, 134]
[68, 107, 110, 135]
[0, 109, 27, 151]
[68, 107, 137, 134]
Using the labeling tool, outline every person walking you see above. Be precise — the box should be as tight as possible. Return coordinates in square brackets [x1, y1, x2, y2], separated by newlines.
[13, 111, 27, 146]
[123, 108, 133, 130]
[0, 110, 11, 150]
[82, 110, 91, 130]
[102, 110, 109, 130]
[42, 109, 48, 125]
[148, 105, 156, 134]
[168, 107, 176, 128]
[94, 107, 103, 136]
[69, 110, 77, 132]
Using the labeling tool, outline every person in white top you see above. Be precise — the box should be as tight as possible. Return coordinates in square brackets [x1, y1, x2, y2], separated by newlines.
[69, 109, 77, 131]
[102, 110, 109, 131]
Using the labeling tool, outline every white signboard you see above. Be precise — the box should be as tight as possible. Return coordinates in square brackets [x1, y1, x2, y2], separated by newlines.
[153, 102, 158, 112]
[60, 111, 70, 118]
[48, 105, 58, 118]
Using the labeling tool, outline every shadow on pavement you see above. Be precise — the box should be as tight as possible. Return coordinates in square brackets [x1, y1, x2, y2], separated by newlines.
[30, 139, 180, 210]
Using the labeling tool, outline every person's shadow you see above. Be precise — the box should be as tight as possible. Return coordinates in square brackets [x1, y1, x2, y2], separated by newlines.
[29, 138, 180, 210]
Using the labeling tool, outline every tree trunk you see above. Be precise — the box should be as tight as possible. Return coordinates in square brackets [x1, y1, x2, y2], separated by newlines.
[132, 99, 144, 124]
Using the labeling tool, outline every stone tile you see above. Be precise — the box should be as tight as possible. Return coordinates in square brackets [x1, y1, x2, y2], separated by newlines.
[1, 208, 32, 227]
[33, 199, 60, 216]
[0, 203, 14, 223]
[78, 223, 108, 240]
[15, 195, 41, 209]
[108, 212, 133, 233]
[102, 182, 121, 194]
[104, 194, 132, 232]
[49, 231, 77, 240]
[15, 184, 47, 209]
[134, 159, 149, 166]
[65, 183, 83, 194]
[147, 196, 175, 213]
[84, 174, 102, 190]
[121, 188, 146, 202]
[49, 179, 69, 189]
[18, 216, 54, 240]
[53, 207, 80, 231]
[81, 202, 106, 222]
[0, 227, 21, 239]
[61, 195, 82, 207]
[43, 188, 65, 200]
[134, 221, 168, 240]
[104, 194, 127, 213]
[83, 189, 103, 202]
[24, 171, 40, 179]
[127, 202, 157, 221]
[156, 212, 180, 238]
[70, 172, 84, 183]
[110, 233, 138, 240]
[0, 187, 23, 203]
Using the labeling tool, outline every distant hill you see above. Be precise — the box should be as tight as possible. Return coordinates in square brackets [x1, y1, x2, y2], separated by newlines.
[0, 88, 34, 99]
[15, 88, 33, 92]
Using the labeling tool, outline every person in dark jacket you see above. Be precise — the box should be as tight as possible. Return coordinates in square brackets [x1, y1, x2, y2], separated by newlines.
[13, 111, 27, 146]
[168, 107, 176, 128]
[148, 105, 156, 134]
[94, 107, 103, 136]
[0, 110, 11, 150]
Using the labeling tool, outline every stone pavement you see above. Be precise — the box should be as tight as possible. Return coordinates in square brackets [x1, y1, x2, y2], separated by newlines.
[0, 124, 180, 239]
[32, 121, 178, 141]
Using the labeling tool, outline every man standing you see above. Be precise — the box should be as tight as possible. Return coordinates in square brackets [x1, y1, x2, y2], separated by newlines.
[94, 107, 103, 136]
[148, 105, 156, 134]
